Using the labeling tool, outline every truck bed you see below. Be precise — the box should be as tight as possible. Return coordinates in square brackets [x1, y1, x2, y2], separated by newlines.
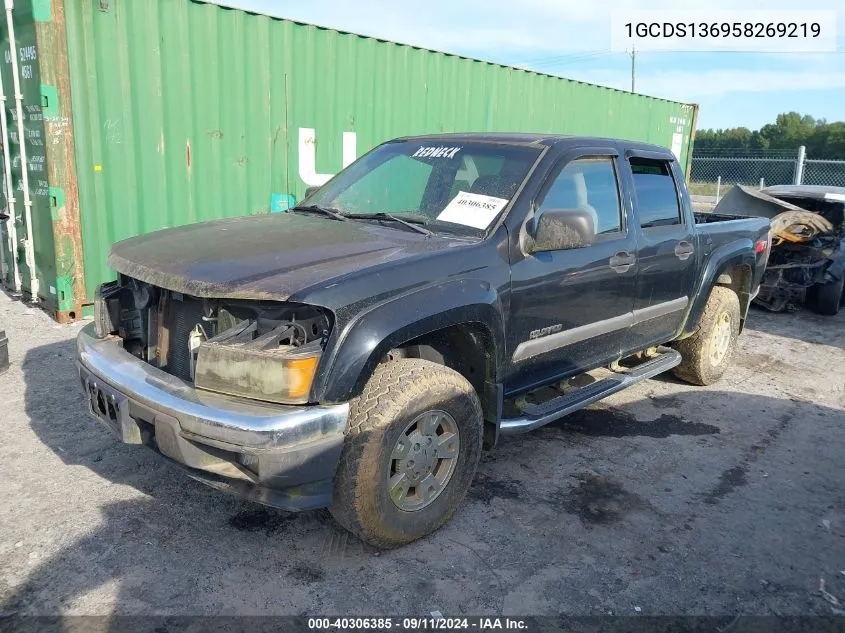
[694, 211, 755, 224]
[695, 210, 769, 236]
[694, 211, 770, 248]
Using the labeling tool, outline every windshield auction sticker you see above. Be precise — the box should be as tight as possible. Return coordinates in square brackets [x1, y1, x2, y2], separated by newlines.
[437, 191, 509, 229]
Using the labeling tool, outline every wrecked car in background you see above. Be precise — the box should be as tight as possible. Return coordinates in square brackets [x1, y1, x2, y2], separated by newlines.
[713, 185, 845, 315]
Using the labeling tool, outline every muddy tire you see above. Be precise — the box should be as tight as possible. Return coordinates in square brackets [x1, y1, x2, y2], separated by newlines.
[330, 359, 483, 548]
[807, 277, 844, 316]
[671, 286, 740, 386]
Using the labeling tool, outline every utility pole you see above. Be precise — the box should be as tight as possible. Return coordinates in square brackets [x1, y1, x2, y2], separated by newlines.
[630, 47, 636, 93]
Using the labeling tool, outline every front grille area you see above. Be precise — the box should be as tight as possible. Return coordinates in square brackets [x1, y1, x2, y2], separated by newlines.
[164, 294, 206, 382]
[103, 279, 330, 387]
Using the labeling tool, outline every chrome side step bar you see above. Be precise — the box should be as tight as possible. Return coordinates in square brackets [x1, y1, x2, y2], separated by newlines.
[498, 348, 682, 435]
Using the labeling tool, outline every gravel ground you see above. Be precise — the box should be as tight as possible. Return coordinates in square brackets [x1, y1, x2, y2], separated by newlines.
[0, 290, 844, 617]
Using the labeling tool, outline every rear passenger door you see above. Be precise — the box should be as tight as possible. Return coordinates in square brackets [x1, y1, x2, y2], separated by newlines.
[624, 152, 696, 352]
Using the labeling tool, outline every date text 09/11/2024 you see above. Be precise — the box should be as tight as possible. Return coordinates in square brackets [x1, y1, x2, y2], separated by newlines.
[307, 617, 528, 630]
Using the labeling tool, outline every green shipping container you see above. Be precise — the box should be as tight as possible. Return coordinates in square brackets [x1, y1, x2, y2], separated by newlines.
[0, 0, 699, 321]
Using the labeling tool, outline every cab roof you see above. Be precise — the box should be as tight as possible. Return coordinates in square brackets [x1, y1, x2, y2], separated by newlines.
[393, 132, 674, 156]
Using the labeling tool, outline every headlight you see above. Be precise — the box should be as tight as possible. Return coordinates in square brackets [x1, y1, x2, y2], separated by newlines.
[194, 318, 323, 405]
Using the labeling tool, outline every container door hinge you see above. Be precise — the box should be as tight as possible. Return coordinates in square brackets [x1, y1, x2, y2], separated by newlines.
[32, 0, 52, 22]
[20, 238, 34, 269]
[40, 84, 59, 119]
[55, 274, 74, 311]
[49, 186, 65, 220]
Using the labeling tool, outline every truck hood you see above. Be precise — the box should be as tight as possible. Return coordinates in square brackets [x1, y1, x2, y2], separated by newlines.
[108, 212, 460, 301]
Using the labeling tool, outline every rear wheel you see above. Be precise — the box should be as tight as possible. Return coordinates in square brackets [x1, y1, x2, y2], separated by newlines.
[807, 277, 844, 316]
[672, 286, 740, 386]
[330, 359, 483, 548]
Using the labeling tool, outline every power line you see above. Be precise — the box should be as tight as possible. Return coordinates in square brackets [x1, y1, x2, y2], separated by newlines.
[516, 50, 607, 65]
[532, 52, 619, 72]
[516, 49, 614, 69]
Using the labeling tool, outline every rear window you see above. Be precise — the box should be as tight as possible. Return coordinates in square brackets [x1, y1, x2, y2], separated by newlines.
[630, 158, 682, 228]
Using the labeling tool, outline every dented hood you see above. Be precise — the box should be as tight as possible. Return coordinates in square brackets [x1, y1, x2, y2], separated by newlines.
[108, 212, 452, 301]
[713, 185, 808, 219]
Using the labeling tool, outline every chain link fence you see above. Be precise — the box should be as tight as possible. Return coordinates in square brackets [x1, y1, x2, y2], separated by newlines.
[802, 159, 845, 186]
[689, 147, 845, 201]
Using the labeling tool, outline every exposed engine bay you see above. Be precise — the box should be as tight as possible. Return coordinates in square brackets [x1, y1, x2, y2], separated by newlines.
[713, 185, 845, 313]
[95, 276, 332, 403]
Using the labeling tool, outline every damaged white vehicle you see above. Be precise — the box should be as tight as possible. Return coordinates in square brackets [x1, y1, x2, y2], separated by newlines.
[714, 185, 845, 315]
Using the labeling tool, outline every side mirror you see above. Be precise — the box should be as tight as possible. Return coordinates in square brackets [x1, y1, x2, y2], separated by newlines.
[304, 185, 321, 199]
[0, 212, 9, 221]
[527, 208, 595, 253]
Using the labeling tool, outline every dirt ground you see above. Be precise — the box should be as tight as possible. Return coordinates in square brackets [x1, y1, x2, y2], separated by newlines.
[1, 290, 844, 617]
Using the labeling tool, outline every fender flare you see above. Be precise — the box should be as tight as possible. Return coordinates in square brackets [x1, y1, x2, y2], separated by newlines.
[682, 239, 756, 337]
[313, 278, 504, 403]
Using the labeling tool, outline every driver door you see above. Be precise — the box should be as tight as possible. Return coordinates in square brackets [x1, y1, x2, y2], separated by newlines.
[505, 151, 638, 395]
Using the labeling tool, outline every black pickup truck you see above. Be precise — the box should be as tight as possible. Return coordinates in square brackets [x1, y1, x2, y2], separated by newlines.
[77, 133, 771, 547]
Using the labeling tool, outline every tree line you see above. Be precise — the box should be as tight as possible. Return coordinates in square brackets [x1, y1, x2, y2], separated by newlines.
[693, 112, 845, 159]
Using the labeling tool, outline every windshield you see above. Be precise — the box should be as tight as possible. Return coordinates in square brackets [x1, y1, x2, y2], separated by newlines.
[300, 140, 542, 235]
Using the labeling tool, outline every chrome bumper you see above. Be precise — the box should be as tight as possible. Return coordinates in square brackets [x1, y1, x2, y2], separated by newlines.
[76, 323, 349, 510]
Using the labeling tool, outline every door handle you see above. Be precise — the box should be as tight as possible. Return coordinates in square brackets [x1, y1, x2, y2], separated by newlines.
[609, 251, 635, 273]
[674, 241, 694, 261]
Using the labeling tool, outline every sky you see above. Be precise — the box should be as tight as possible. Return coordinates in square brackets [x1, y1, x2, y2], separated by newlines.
[214, 0, 844, 131]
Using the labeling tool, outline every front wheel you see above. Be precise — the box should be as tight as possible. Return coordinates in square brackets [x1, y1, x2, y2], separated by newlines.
[672, 286, 740, 386]
[330, 359, 483, 548]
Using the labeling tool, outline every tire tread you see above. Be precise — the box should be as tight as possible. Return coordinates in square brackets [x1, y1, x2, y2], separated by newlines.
[809, 277, 844, 316]
[331, 359, 482, 548]
[672, 286, 740, 386]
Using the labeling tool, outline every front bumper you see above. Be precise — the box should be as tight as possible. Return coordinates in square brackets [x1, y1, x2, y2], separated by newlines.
[76, 323, 349, 510]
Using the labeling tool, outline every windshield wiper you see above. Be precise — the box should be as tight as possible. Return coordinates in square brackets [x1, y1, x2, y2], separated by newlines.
[347, 212, 433, 237]
[290, 204, 348, 222]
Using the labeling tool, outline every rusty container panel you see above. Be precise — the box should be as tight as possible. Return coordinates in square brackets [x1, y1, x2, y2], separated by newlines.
[0, 0, 56, 308]
[4, 0, 698, 313]
[0, 0, 85, 320]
